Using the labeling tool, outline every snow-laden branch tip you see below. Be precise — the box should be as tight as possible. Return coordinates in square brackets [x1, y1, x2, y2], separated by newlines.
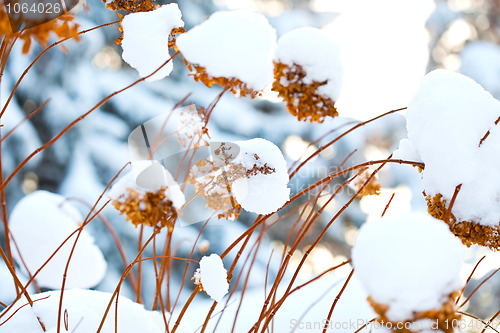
[193, 254, 229, 303]
[231, 138, 290, 215]
[121, 3, 184, 81]
[352, 212, 464, 323]
[176, 10, 276, 94]
[405, 70, 500, 248]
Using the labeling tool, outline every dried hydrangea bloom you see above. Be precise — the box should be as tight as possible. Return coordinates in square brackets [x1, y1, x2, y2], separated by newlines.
[426, 193, 500, 250]
[188, 139, 289, 219]
[352, 168, 381, 198]
[104, 0, 157, 13]
[405, 70, 500, 249]
[272, 27, 343, 122]
[0, 10, 80, 54]
[119, 4, 184, 81]
[368, 291, 461, 333]
[192, 254, 229, 303]
[176, 104, 208, 148]
[188, 157, 244, 220]
[176, 10, 276, 98]
[109, 161, 185, 230]
[352, 212, 464, 333]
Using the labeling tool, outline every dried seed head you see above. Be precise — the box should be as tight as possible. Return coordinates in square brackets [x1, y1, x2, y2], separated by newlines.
[368, 291, 461, 333]
[104, 0, 157, 13]
[353, 169, 381, 198]
[0, 12, 80, 54]
[111, 187, 177, 231]
[184, 63, 260, 98]
[426, 193, 500, 250]
[272, 62, 339, 123]
[188, 149, 276, 220]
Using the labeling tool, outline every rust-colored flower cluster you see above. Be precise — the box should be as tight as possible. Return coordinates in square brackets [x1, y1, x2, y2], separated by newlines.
[103, 0, 157, 13]
[188, 143, 276, 220]
[426, 193, 500, 250]
[111, 187, 177, 231]
[188, 158, 244, 220]
[272, 62, 339, 123]
[368, 291, 461, 333]
[184, 62, 260, 98]
[353, 169, 381, 198]
[0, 9, 80, 54]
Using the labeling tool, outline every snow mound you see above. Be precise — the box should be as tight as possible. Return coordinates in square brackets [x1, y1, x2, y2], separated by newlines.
[121, 4, 184, 81]
[406, 69, 500, 226]
[194, 254, 229, 303]
[9, 191, 107, 289]
[232, 138, 290, 215]
[176, 10, 276, 92]
[392, 138, 421, 162]
[352, 212, 464, 322]
[275, 27, 344, 101]
[0, 289, 164, 333]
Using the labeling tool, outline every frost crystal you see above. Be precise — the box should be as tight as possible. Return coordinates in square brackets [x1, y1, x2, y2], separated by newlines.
[121, 4, 184, 82]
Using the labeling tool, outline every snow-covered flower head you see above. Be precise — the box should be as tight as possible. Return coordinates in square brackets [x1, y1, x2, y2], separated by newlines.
[352, 212, 464, 332]
[109, 160, 185, 230]
[119, 4, 184, 81]
[192, 254, 229, 303]
[104, 0, 156, 12]
[176, 10, 276, 97]
[272, 27, 344, 122]
[351, 167, 381, 198]
[405, 70, 500, 249]
[188, 139, 289, 219]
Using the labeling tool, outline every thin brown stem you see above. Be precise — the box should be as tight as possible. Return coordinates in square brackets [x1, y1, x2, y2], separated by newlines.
[444, 184, 462, 223]
[322, 269, 354, 333]
[456, 255, 485, 305]
[479, 115, 500, 146]
[1, 52, 179, 189]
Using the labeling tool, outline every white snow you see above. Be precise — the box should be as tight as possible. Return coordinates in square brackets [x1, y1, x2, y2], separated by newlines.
[325, 0, 434, 120]
[275, 27, 344, 101]
[352, 212, 464, 322]
[406, 69, 500, 226]
[0, 262, 34, 305]
[232, 138, 290, 215]
[121, 4, 184, 82]
[176, 10, 276, 92]
[0, 289, 164, 333]
[9, 191, 107, 289]
[195, 254, 229, 303]
[177, 270, 375, 333]
[109, 161, 185, 210]
[392, 138, 421, 162]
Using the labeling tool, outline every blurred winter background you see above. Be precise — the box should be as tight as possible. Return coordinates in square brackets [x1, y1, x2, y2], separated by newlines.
[2, 0, 500, 330]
